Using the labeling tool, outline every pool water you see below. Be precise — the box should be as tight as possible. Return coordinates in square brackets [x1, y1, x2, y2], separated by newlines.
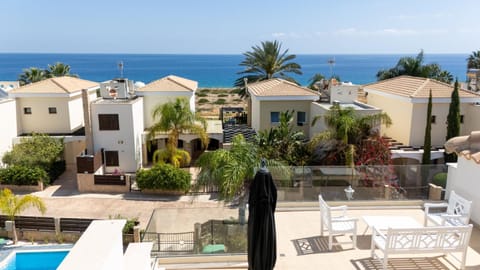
[1, 250, 69, 270]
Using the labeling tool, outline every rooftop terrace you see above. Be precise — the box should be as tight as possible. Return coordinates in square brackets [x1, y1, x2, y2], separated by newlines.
[147, 204, 480, 270]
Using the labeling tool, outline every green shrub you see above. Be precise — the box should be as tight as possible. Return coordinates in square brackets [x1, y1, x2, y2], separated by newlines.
[215, 89, 230, 94]
[213, 99, 226, 105]
[199, 89, 210, 94]
[217, 94, 229, 97]
[196, 92, 208, 97]
[109, 214, 139, 234]
[45, 160, 66, 183]
[231, 88, 242, 95]
[198, 98, 209, 104]
[233, 99, 243, 102]
[432, 172, 447, 188]
[136, 163, 191, 192]
[2, 134, 65, 183]
[0, 166, 48, 185]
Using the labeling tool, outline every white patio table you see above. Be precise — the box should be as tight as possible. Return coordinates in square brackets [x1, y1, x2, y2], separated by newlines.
[362, 215, 422, 234]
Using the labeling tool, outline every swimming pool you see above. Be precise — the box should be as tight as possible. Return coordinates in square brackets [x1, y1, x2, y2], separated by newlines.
[0, 250, 69, 270]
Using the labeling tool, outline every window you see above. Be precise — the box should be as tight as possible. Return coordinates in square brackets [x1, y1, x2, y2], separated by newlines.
[105, 151, 119, 166]
[297, 111, 306, 126]
[98, 114, 119, 130]
[270, 112, 280, 123]
[431, 115, 436, 124]
[460, 115, 464, 124]
[48, 107, 57, 114]
[23, 107, 32, 114]
[178, 140, 184, 148]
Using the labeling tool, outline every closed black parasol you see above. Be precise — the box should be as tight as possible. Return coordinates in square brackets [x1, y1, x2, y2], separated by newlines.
[248, 161, 277, 270]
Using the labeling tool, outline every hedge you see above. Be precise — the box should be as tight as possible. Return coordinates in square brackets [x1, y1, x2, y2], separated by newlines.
[136, 163, 191, 192]
[432, 172, 447, 188]
[45, 160, 66, 183]
[0, 166, 49, 186]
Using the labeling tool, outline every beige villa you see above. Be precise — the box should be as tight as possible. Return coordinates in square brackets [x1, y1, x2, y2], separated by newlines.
[363, 76, 480, 148]
[7, 76, 100, 169]
[246, 78, 383, 140]
[137, 75, 222, 163]
[246, 78, 319, 137]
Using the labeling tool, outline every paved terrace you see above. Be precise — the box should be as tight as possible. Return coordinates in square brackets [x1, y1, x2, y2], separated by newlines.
[14, 170, 480, 269]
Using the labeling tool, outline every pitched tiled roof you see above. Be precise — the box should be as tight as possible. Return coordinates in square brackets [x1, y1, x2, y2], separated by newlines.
[247, 78, 319, 97]
[363, 76, 480, 98]
[10, 77, 98, 94]
[138, 75, 197, 92]
[0, 81, 19, 91]
[445, 131, 480, 164]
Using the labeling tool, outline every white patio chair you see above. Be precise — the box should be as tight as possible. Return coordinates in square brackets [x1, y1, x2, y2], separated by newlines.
[424, 190, 472, 226]
[319, 194, 358, 250]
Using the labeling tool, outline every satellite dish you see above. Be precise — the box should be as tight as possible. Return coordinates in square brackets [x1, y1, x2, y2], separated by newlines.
[134, 81, 146, 88]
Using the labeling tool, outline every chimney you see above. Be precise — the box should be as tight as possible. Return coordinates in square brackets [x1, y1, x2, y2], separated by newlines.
[82, 89, 94, 155]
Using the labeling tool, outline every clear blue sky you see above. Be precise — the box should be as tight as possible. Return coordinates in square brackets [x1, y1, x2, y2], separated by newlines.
[1, 0, 478, 54]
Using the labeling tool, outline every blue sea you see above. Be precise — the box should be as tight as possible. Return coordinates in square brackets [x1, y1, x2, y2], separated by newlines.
[0, 53, 469, 88]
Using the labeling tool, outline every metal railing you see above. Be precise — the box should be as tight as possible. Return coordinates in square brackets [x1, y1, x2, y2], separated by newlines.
[192, 164, 447, 201]
[142, 231, 195, 256]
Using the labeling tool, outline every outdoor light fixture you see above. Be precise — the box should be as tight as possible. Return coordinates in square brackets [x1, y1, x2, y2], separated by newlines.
[344, 185, 355, 200]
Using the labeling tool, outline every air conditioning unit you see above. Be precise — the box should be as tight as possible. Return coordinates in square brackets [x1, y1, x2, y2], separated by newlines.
[5, 220, 13, 231]
[100, 78, 135, 99]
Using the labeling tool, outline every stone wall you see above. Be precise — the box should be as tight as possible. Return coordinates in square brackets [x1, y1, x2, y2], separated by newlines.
[77, 173, 130, 193]
[0, 181, 44, 192]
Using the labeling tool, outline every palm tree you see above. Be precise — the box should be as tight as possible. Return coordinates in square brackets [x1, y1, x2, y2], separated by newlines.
[308, 73, 325, 90]
[0, 188, 46, 243]
[148, 97, 208, 167]
[467, 50, 480, 69]
[196, 135, 258, 200]
[255, 110, 306, 165]
[196, 135, 288, 200]
[310, 104, 392, 166]
[46, 62, 78, 78]
[376, 50, 453, 84]
[18, 67, 46, 85]
[234, 40, 302, 97]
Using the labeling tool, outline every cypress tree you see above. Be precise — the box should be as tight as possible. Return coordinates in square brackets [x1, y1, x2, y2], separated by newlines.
[445, 79, 460, 162]
[421, 89, 433, 187]
[422, 89, 432, 165]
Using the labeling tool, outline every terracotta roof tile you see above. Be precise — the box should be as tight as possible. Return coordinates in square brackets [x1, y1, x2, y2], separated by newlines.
[138, 75, 197, 92]
[247, 78, 319, 97]
[364, 76, 480, 98]
[10, 77, 98, 94]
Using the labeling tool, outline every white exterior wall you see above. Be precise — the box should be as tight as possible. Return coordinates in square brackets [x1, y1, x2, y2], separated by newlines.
[131, 99, 145, 170]
[250, 96, 261, 131]
[0, 99, 17, 164]
[446, 157, 480, 225]
[58, 220, 126, 270]
[309, 102, 383, 139]
[330, 85, 358, 103]
[68, 97, 85, 132]
[91, 98, 144, 173]
[366, 92, 414, 145]
[17, 97, 70, 134]
[464, 104, 480, 134]
[16, 95, 88, 134]
[137, 92, 193, 129]
[309, 103, 329, 138]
